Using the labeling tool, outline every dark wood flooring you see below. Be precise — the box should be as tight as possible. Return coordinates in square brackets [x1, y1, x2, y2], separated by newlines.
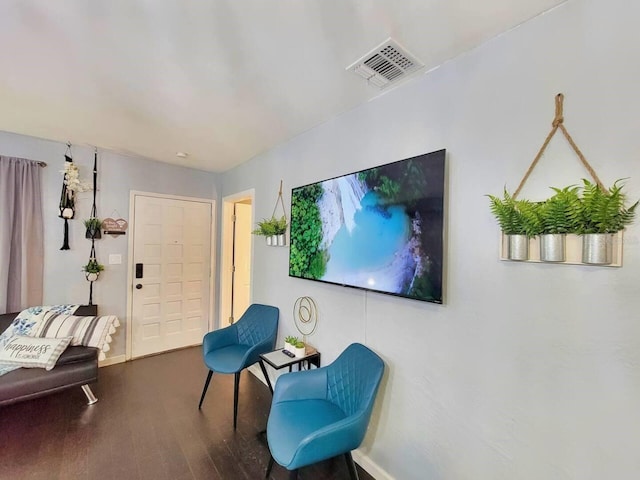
[0, 346, 375, 480]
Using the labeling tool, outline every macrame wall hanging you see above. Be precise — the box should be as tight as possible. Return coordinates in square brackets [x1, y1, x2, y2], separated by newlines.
[83, 149, 103, 306]
[58, 143, 90, 250]
[58, 144, 76, 250]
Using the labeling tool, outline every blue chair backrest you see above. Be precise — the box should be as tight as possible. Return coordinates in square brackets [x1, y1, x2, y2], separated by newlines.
[326, 343, 384, 417]
[236, 304, 279, 347]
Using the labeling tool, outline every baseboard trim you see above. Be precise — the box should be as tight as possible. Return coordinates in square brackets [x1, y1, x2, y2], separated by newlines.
[99, 354, 126, 367]
[353, 450, 394, 480]
[249, 365, 392, 480]
[248, 364, 267, 383]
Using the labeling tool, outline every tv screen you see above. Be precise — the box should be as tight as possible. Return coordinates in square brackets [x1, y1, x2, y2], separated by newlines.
[289, 149, 445, 304]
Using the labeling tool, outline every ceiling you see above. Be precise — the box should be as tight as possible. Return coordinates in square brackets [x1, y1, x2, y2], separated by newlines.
[0, 0, 566, 172]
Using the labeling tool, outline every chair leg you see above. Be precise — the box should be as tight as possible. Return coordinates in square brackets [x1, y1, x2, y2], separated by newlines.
[265, 454, 274, 478]
[345, 452, 360, 480]
[198, 370, 213, 409]
[288, 470, 298, 480]
[233, 371, 241, 430]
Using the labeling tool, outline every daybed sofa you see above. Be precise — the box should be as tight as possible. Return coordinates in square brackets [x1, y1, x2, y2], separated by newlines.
[0, 306, 99, 407]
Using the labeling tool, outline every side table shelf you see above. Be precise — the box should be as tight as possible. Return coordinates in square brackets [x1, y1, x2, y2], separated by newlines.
[259, 348, 321, 394]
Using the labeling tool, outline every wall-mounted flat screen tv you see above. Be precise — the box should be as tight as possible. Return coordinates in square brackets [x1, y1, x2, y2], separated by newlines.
[289, 149, 445, 304]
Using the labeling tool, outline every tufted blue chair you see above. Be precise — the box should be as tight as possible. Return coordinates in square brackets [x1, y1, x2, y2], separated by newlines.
[198, 303, 279, 430]
[266, 343, 385, 480]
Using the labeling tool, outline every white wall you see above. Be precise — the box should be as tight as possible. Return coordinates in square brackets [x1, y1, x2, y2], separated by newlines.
[220, 0, 640, 478]
[0, 131, 219, 358]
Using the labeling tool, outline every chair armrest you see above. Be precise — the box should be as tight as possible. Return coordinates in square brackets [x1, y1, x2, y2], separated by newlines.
[242, 336, 277, 368]
[202, 324, 238, 354]
[289, 410, 369, 469]
[272, 368, 328, 403]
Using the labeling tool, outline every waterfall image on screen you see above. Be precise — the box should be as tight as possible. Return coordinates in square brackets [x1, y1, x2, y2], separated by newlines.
[289, 149, 445, 304]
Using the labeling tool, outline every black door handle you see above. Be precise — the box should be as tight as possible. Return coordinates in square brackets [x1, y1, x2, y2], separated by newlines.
[136, 284, 143, 289]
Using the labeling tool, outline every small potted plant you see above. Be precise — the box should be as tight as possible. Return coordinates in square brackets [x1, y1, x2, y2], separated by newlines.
[83, 217, 102, 239]
[274, 216, 288, 246]
[487, 188, 543, 260]
[293, 340, 306, 358]
[82, 258, 105, 281]
[252, 216, 288, 246]
[284, 335, 298, 353]
[538, 185, 581, 262]
[252, 218, 278, 246]
[577, 178, 638, 264]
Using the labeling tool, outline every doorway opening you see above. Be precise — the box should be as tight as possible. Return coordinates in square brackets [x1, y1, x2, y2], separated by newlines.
[220, 190, 254, 327]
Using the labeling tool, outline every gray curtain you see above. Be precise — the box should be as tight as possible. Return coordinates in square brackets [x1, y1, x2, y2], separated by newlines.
[0, 156, 44, 314]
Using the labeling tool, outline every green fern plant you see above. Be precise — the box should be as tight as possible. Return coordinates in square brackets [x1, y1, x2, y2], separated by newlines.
[539, 185, 582, 234]
[273, 216, 288, 235]
[577, 179, 638, 234]
[252, 216, 288, 236]
[82, 258, 104, 274]
[487, 188, 543, 237]
[252, 218, 278, 236]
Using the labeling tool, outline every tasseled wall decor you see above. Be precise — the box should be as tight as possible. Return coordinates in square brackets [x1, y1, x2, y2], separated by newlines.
[58, 144, 75, 250]
[58, 143, 90, 250]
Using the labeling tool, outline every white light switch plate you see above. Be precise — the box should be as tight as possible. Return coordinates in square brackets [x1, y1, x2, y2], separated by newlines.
[109, 254, 122, 265]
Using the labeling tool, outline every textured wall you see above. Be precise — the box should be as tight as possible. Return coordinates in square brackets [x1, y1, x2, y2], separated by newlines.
[0, 132, 219, 357]
[220, 0, 640, 478]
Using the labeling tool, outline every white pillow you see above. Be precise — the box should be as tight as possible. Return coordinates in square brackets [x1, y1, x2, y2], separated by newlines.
[32, 312, 120, 360]
[0, 335, 72, 370]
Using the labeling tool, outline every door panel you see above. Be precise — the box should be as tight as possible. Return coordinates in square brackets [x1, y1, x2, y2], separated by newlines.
[132, 195, 212, 358]
[232, 202, 252, 320]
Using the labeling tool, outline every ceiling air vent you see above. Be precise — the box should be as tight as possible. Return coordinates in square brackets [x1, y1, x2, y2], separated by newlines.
[347, 38, 424, 89]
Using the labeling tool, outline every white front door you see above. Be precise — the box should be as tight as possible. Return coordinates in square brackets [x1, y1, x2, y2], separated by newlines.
[131, 194, 212, 358]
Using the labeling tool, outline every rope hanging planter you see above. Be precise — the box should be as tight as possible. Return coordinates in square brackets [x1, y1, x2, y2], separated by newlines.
[252, 180, 289, 246]
[271, 180, 288, 246]
[83, 149, 103, 306]
[493, 93, 632, 266]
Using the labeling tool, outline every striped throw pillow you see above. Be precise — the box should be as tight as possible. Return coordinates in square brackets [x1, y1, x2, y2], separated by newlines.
[32, 312, 120, 360]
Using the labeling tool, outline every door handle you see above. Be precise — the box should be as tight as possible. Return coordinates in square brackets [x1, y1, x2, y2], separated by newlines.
[136, 284, 143, 289]
[135, 263, 144, 279]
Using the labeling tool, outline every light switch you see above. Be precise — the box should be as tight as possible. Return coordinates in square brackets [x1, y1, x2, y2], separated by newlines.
[109, 254, 122, 265]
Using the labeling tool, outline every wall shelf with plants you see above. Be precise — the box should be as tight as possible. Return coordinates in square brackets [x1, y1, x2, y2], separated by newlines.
[490, 180, 636, 266]
[488, 94, 637, 267]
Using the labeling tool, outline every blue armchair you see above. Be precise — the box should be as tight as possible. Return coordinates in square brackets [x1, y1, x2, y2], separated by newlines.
[198, 303, 279, 430]
[266, 343, 385, 480]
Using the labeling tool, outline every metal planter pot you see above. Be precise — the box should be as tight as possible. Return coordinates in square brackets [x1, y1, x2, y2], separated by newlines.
[582, 233, 613, 265]
[508, 234, 529, 261]
[540, 234, 566, 262]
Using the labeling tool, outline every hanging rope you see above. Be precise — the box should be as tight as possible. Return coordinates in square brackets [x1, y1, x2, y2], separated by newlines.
[91, 148, 98, 219]
[513, 93, 605, 199]
[271, 180, 287, 221]
[87, 149, 99, 306]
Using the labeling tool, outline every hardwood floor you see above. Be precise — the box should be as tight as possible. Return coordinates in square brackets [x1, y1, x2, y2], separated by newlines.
[0, 347, 375, 480]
